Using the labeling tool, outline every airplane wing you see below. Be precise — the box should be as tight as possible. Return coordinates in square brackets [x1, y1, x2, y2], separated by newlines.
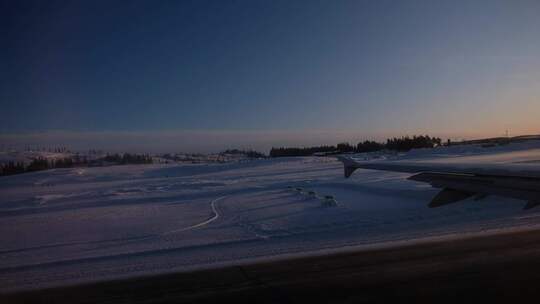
[337, 152, 540, 210]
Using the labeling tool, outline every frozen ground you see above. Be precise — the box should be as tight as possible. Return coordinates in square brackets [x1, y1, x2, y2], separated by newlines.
[2, 142, 540, 292]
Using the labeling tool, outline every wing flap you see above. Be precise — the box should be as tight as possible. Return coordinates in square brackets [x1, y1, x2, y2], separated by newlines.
[524, 201, 540, 210]
[429, 188, 476, 208]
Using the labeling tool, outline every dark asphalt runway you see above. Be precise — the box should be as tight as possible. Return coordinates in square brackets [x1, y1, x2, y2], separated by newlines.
[4, 228, 540, 303]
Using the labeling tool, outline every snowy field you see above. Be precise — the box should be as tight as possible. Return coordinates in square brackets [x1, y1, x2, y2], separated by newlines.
[2, 142, 540, 292]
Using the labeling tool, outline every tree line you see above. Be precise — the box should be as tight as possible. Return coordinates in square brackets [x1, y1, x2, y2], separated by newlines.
[220, 149, 266, 158]
[269, 135, 442, 157]
[0, 153, 153, 177]
[268, 145, 338, 157]
[23, 146, 70, 153]
[102, 153, 153, 165]
[0, 157, 76, 176]
[385, 135, 442, 151]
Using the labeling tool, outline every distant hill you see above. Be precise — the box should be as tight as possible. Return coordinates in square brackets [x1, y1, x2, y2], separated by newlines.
[451, 134, 540, 146]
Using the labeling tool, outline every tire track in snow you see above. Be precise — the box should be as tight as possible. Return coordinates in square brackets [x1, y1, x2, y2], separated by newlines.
[163, 196, 227, 235]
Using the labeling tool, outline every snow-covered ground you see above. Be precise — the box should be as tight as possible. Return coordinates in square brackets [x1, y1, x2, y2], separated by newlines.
[1, 142, 540, 292]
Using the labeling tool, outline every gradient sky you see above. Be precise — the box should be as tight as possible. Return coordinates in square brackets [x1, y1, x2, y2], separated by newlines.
[2, 0, 540, 151]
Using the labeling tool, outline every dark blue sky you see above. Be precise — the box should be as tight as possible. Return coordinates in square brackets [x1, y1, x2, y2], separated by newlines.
[2, 0, 540, 141]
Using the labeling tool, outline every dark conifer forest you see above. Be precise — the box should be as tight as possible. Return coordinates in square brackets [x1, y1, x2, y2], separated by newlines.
[270, 135, 442, 157]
